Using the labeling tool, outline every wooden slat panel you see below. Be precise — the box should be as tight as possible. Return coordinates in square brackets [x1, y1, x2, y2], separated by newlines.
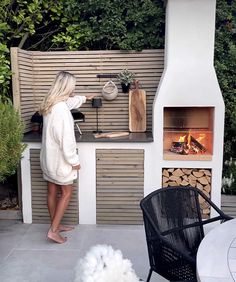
[12, 48, 164, 133]
[221, 194, 236, 218]
[96, 149, 144, 225]
[30, 149, 79, 224]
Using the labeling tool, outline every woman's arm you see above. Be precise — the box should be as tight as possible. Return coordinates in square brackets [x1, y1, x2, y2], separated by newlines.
[66, 95, 96, 110]
[66, 96, 86, 110]
[52, 106, 80, 167]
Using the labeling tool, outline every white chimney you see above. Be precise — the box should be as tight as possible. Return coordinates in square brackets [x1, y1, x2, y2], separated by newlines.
[150, 0, 224, 211]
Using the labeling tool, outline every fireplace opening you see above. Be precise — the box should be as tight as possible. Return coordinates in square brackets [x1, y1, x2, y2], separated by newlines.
[163, 107, 214, 160]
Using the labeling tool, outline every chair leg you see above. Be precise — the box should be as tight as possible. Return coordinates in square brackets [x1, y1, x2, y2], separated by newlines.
[75, 123, 82, 135]
[146, 269, 152, 282]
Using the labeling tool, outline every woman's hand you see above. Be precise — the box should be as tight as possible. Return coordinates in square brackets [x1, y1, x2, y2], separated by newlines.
[86, 95, 96, 101]
[72, 164, 81, 170]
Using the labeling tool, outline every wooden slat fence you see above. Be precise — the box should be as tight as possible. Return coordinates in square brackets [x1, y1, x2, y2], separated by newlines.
[221, 194, 236, 218]
[11, 48, 164, 133]
[96, 149, 144, 224]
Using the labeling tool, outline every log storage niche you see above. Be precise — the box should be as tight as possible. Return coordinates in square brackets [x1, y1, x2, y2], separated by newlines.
[162, 167, 212, 218]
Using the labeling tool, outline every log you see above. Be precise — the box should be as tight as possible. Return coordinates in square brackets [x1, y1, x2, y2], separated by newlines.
[189, 179, 197, 187]
[203, 184, 211, 193]
[199, 195, 205, 204]
[182, 168, 192, 175]
[172, 168, 185, 177]
[198, 177, 209, 185]
[190, 136, 207, 152]
[206, 176, 211, 183]
[196, 182, 203, 190]
[201, 169, 211, 176]
[181, 180, 189, 186]
[188, 174, 197, 181]
[192, 171, 204, 178]
[168, 181, 178, 186]
[163, 176, 169, 183]
[182, 175, 187, 181]
[162, 169, 169, 177]
[169, 175, 181, 182]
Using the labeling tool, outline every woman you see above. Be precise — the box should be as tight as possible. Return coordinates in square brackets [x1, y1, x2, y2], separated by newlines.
[40, 71, 94, 243]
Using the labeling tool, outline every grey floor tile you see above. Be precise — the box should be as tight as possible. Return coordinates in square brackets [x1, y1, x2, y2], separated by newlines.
[0, 249, 80, 282]
[0, 220, 167, 282]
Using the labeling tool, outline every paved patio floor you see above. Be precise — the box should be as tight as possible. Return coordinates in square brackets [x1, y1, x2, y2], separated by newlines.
[0, 220, 167, 282]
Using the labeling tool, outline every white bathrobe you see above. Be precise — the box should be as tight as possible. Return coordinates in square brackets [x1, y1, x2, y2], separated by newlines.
[40, 96, 86, 185]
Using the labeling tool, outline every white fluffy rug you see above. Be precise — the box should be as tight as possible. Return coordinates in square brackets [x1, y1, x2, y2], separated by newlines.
[74, 244, 140, 282]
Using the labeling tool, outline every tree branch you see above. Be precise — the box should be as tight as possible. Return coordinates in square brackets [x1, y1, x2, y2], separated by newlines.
[18, 32, 29, 49]
[27, 28, 61, 50]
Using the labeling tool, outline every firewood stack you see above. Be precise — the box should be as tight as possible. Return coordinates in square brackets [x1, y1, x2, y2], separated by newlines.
[162, 168, 212, 218]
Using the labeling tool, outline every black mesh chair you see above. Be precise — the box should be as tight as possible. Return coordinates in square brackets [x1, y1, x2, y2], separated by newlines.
[140, 186, 232, 282]
[71, 110, 85, 135]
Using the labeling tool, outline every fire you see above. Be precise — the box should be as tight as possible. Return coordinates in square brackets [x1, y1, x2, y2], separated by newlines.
[173, 132, 207, 155]
[178, 133, 192, 146]
[196, 134, 206, 143]
[178, 135, 186, 142]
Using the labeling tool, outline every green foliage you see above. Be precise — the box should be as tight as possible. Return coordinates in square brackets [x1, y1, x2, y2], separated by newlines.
[222, 158, 236, 195]
[0, 101, 26, 182]
[0, 0, 164, 100]
[51, 0, 165, 51]
[214, 0, 236, 187]
[0, 44, 11, 100]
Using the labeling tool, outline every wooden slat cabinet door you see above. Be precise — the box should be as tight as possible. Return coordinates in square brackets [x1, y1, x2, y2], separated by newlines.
[96, 149, 144, 225]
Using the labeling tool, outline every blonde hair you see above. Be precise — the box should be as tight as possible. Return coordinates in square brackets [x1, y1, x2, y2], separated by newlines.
[40, 71, 76, 115]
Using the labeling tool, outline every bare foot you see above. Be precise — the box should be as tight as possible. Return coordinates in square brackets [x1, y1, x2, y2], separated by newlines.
[58, 225, 75, 232]
[47, 229, 67, 244]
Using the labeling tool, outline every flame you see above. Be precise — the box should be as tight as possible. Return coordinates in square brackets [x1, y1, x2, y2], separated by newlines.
[187, 133, 191, 146]
[178, 133, 191, 145]
[178, 135, 186, 142]
[196, 134, 206, 143]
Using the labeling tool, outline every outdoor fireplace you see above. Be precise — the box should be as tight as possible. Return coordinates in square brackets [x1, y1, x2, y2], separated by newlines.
[150, 0, 225, 210]
[164, 107, 214, 160]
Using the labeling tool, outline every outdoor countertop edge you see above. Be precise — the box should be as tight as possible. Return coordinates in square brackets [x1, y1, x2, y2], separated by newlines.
[23, 131, 154, 143]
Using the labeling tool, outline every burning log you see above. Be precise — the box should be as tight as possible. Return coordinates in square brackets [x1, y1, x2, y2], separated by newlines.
[170, 142, 185, 154]
[190, 135, 206, 152]
[170, 133, 206, 155]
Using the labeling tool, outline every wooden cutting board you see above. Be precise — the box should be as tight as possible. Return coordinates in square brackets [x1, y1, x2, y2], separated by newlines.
[129, 81, 146, 132]
[94, 131, 129, 139]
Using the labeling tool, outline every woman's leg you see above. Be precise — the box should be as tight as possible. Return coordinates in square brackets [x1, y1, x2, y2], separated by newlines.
[47, 184, 73, 243]
[47, 182, 74, 233]
[47, 182, 58, 220]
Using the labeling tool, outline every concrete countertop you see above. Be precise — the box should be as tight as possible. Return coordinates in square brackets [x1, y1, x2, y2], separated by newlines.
[23, 131, 153, 143]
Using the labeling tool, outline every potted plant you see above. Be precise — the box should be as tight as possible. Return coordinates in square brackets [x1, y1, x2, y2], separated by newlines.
[117, 69, 135, 93]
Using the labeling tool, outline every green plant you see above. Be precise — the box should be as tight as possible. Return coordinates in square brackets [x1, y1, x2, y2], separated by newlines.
[222, 158, 236, 195]
[0, 100, 26, 182]
[117, 69, 135, 86]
